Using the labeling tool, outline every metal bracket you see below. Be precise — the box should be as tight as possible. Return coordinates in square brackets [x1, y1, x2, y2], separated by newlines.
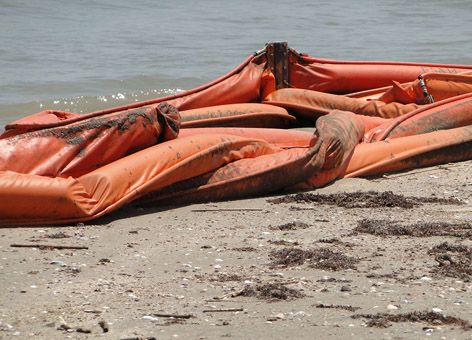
[266, 41, 289, 90]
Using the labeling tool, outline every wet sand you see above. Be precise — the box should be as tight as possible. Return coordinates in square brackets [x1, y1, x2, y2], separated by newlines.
[1, 161, 472, 339]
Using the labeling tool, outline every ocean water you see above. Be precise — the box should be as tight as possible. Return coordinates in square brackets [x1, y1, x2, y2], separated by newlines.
[1, 0, 471, 127]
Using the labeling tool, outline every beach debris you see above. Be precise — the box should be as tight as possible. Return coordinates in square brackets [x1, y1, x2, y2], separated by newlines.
[232, 246, 257, 252]
[43, 232, 71, 239]
[205, 273, 244, 282]
[269, 191, 463, 209]
[56, 317, 94, 334]
[98, 320, 109, 333]
[142, 315, 159, 322]
[352, 310, 471, 329]
[428, 242, 472, 280]
[315, 303, 360, 312]
[56, 322, 73, 331]
[11, 243, 88, 250]
[152, 313, 193, 319]
[98, 258, 112, 265]
[202, 308, 243, 313]
[267, 313, 285, 321]
[235, 282, 304, 301]
[76, 327, 91, 334]
[268, 239, 300, 246]
[269, 221, 310, 231]
[355, 220, 472, 238]
[269, 247, 359, 270]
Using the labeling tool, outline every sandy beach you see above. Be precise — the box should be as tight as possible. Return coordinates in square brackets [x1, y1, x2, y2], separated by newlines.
[1, 160, 472, 339]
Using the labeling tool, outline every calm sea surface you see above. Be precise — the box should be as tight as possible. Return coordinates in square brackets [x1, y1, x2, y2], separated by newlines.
[1, 0, 471, 128]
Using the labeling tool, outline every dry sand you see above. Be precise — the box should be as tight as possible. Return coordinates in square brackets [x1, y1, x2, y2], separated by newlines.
[1, 161, 472, 339]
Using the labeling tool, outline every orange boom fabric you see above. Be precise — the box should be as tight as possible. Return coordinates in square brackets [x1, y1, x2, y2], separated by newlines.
[1, 45, 472, 226]
[378, 73, 472, 104]
[0, 134, 280, 225]
[264, 88, 419, 119]
[0, 103, 180, 178]
[180, 103, 297, 128]
[347, 125, 472, 178]
[138, 110, 365, 206]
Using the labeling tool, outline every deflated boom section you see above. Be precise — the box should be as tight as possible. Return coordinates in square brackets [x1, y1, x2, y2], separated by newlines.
[1, 42, 472, 225]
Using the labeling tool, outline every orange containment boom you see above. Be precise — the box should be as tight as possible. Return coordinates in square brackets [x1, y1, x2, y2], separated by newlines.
[0, 103, 180, 178]
[1, 42, 472, 226]
[180, 103, 297, 129]
[264, 88, 419, 119]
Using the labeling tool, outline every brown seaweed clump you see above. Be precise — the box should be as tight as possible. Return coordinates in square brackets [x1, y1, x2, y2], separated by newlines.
[352, 311, 471, 329]
[270, 221, 311, 231]
[239, 283, 304, 301]
[269, 247, 359, 271]
[315, 303, 360, 312]
[428, 242, 472, 280]
[355, 219, 472, 238]
[269, 191, 463, 209]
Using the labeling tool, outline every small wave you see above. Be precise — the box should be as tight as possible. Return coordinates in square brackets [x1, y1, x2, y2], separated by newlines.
[0, 88, 185, 130]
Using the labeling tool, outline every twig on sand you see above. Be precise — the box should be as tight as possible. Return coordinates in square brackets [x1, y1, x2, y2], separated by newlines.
[288, 207, 319, 211]
[207, 288, 247, 302]
[203, 308, 244, 313]
[191, 208, 263, 212]
[10, 244, 88, 250]
[204, 299, 258, 303]
[152, 313, 193, 319]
